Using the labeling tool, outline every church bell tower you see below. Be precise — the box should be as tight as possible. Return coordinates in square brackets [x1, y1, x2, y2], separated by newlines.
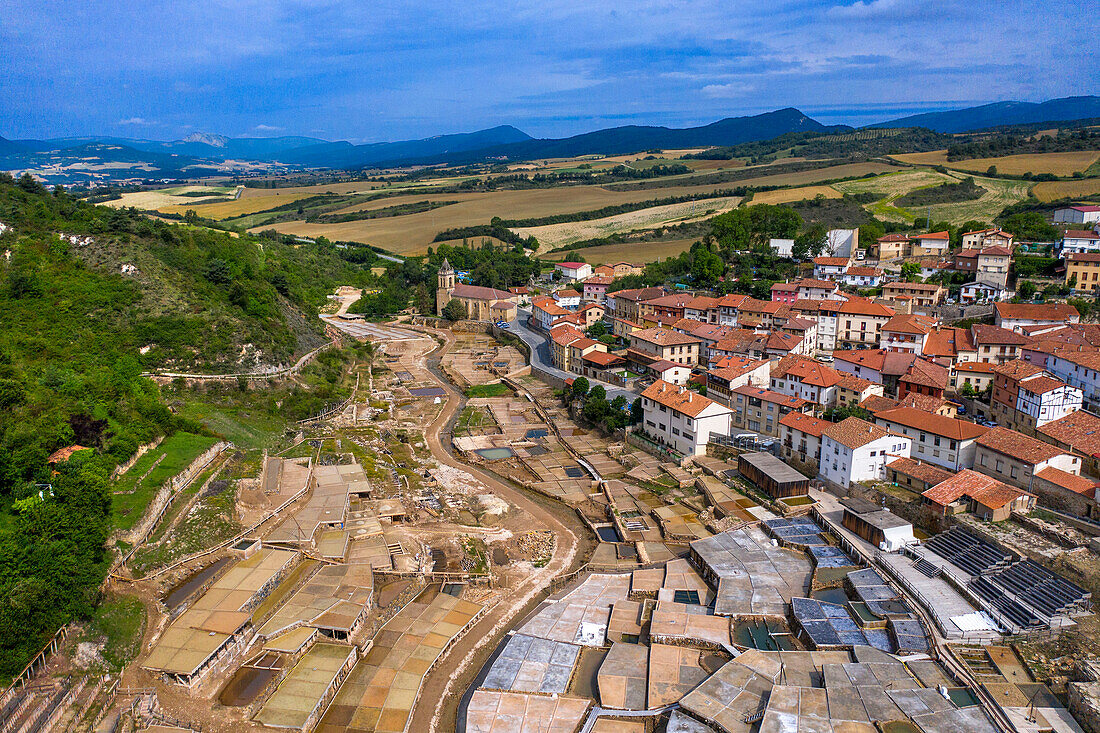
[436, 258, 455, 315]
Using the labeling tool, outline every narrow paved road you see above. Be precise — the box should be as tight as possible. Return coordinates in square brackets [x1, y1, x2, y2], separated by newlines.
[403, 324, 592, 733]
[508, 309, 636, 403]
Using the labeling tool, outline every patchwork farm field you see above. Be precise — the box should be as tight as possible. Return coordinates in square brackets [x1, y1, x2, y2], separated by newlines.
[748, 185, 841, 205]
[513, 196, 740, 249]
[105, 185, 239, 210]
[892, 149, 1100, 176]
[539, 238, 697, 264]
[608, 161, 895, 192]
[924, 176, 1032, 224]
[160, 191, 310, 218]
[833, 169, 956, 221]
[242, 161, 896, 254]
[833, 169, 1030, 224]
[1033, 178, 1100, 202]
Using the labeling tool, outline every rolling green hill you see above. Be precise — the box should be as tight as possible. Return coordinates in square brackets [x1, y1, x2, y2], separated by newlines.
[0, 174, 381, 674]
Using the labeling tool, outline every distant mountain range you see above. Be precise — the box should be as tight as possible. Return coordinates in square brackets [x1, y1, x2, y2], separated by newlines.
[277, 125, 533, 168]
[3, 95, 1098, 182]
[872, 95, 1100, 133]
[372, 108, 842, 168]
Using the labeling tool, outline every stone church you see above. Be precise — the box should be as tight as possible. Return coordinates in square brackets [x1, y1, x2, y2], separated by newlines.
[436, 258, 518, 321]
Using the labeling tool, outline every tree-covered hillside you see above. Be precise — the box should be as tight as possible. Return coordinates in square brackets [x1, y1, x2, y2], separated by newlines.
[0, 174, 385, 674]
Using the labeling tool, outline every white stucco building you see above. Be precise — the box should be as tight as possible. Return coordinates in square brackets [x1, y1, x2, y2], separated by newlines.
[638, 380, 733, 457]
[820, 417, 911, 489]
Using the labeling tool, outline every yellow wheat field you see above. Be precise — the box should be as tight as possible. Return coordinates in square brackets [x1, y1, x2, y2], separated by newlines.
[892, 149, 1100, 176]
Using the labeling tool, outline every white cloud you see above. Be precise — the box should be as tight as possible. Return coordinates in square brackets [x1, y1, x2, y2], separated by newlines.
[827, 0, 922, 19]
[253, 124, 284, 132]
[118, 117, 153, 125]
[701, 82, 754, 98]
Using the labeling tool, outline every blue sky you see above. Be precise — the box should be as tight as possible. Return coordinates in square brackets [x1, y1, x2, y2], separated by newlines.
[2, 0, 1096, 142]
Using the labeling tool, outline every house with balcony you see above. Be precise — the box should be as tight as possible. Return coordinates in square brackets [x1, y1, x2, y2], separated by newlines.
[880, 314, 936, 355]
[728, 386, 811, 437]
[639, 380, 733, 457]
[1060, 230, 1100, 255]
[873, 407, 988, 471]
[881, 281, 945, 311]
[1045, 350, 1100, 411]
[769, 355, 842, 411]
[991, 361, 1082, 435]
[961, 228, 1014, 249]
[582, 275, 613, 303]
[779, 412, 830, 475]
[812, 257, 850, 281]
[704, 357, 771, 405]
[841, 266, 884, 288]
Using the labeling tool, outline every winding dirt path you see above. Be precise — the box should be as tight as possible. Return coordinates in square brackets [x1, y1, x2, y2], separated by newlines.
[403, 324, 592, 733]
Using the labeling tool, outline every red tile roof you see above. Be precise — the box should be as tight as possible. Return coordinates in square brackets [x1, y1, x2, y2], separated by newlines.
[971, 324, 1028, 346]
[899, 359, 950, 389]
[611, 287, 666, 303]
[954, 361, 996, 374]
[1019, 375, 1071, 395]
[773, 355, 841, 387]
[631, 327, 703, 347]
[797, 278, 839, 290]
[1034, 466, 1099, 496]
[862, 395, 902, 413]
[924, 327, 975, 359]
[583, 350, 624, 367]
[899, 393, 951, 413]
[779, 412, 830, 437]
[643, 293, 697, 308]
[1038, 411, 1100, 456]
[452, 283, 515, 301]
[882, 314, 936, 335]
[706, 357, 768, 380]
[886, 457, 953, 486]
[731, 385, 808, 408]
[995, 302, 1080, 321]
[883, 281, 944, 293]
[823, 417, 897, 450]
[642, 379, 725, 417]
[846, 266, 882, 277]
[837, 373, 874, 392]
[976, 427, 1067, 465]
[837, 296, 894, 318]
[991, 361, 1045, 380]
[921, 469, 1034, 509]
[874, 407, 988, 440]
